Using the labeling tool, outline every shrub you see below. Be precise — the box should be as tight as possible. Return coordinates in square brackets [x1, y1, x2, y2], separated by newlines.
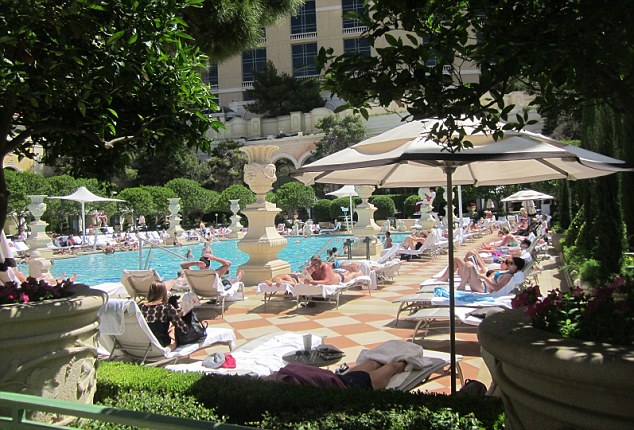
[580, 259, 603, 287]
[370, 195, 396, 220]
[94, 362, 504, 429]
[312, 199, 332, 222]
[328, 197, 353, 225]
[404, 195, 421, 218]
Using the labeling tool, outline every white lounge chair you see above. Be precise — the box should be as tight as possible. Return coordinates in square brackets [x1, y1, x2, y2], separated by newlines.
[402, 306, 507, 341]
[97, 299, 236, 366]
[320, 221, 341, 234]
[256, 282, 294, 308]
[292, 275, 372, 309]
[120, 269, 162, 299]
[183, 269, 244, 317]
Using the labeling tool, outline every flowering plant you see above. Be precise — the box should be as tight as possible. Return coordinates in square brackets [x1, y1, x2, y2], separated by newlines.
[512, 278, 634, 346]
[0, 277, 76, 305]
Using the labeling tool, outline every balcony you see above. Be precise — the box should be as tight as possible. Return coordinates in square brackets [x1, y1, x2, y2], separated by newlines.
[290, 32, 317, 41]
[342, 26, 368, 35]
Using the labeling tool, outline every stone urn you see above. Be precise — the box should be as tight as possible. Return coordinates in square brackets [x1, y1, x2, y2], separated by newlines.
[478, 309, 634, 430]
[0, 286, 107, 422]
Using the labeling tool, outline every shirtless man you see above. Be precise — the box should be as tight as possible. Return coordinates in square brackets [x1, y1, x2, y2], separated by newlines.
[306, 255, 363, 284]
[180, 252, 231, 277]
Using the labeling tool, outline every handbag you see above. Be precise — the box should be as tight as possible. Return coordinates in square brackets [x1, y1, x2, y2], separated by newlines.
[175, 310, 208, 346]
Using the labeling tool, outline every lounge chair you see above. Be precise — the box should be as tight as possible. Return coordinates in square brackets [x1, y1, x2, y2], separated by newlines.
[402, 306, 507, 341]
[320, 221, 341, 234]
[97, 299, 236, 366]
[292, 275, 372, 308]
[121, 269, 162, 299]
[256, 282, 294, 308]
[183, 269, 244, 317]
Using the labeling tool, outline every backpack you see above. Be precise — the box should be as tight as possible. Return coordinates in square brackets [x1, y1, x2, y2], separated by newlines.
[175, 310, 208, 346]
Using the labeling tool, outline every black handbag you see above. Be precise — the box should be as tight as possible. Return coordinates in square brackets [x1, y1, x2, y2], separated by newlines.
[175, 310, 208, 346]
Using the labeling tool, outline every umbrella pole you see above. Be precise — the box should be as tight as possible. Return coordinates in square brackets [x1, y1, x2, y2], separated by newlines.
[81, 202, 86, 246]
[349, 194, 353, 232]
[444, 165, 457, 395]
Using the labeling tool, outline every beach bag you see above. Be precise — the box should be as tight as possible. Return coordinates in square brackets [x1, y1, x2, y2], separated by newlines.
[175, 310, 207, 346]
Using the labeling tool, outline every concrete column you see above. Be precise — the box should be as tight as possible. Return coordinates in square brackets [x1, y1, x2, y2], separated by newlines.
[238, 145, 290, 285]
[351, 186, 383, 258]
[25, 195, 53, 258]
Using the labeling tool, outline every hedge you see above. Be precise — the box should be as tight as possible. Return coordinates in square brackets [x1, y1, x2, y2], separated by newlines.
[88, 362, 505, 429]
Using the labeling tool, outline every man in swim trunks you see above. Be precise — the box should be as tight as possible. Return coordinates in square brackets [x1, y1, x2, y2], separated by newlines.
[307, 255, 364, 284]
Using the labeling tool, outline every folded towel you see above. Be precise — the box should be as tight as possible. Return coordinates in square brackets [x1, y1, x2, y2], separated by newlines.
[357, 340, 427, 371]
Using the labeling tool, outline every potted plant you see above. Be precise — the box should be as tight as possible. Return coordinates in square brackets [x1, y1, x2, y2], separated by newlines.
[478, 280, 634, 430]
[0, 277, 107, 421]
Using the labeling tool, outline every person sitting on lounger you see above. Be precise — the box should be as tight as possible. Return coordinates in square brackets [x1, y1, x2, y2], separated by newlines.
[306, 255, 363, 285]
[456, 256, 525, 293]
[139, 281, 189, 347]
[400, 230, 428, 250]
[181, 251, 231, 277]
[482, 226, 518, 249]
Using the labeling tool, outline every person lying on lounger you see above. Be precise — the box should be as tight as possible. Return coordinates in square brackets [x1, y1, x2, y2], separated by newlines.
[306, 255, 364, 285]
[457, 256, 525, 293]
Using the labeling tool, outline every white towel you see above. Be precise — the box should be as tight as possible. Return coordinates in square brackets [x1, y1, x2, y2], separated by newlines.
[357, 339, 427, 371]
[97, 299, 133, 335]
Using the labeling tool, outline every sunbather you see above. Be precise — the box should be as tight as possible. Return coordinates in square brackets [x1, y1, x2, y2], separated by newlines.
[181, 251, 231, 277]
[456, 256, 525, 293]
[307, 255, 363, 285]
[400, 231, 428, 250]
[139, 281, 189, 347]
[482, 226, 518, 249]
[274, 359, 407, 390]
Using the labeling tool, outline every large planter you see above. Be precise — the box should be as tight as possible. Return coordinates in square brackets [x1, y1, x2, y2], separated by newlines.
[0, 286, 107, 421]
[478, 309, 634, 430]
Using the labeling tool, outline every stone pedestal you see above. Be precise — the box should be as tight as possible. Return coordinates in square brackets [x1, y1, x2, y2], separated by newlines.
[25, 195, 53, 258]
[226, 199, 244, 239]
[238, 145, 290, 285]
[0, 286, 107, 422]
[166, 198, 184, 239]
[417, 187, 437, 230]
[351, 186, 382, 258]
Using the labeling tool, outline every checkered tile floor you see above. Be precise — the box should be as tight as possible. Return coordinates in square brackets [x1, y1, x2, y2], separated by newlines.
[192, 232, 563, 394]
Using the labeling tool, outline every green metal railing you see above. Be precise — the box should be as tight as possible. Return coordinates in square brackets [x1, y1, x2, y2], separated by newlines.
[0, 391, 258, 430]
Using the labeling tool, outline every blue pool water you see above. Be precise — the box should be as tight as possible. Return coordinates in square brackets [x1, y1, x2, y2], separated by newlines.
[50, 234, 407, 285]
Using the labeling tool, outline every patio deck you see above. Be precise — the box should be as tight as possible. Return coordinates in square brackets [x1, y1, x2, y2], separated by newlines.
[192, 232, 566, 394]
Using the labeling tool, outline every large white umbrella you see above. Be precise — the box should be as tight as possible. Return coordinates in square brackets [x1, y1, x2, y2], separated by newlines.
[48, 186, 125, 245]
[325, 185, 358, 231]
[502, 190, 556, 216]
[294, 118, 633, 393]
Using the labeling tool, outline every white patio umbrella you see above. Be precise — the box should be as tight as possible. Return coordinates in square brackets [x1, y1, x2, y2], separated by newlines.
[48, 186, 125, 245]
[294, 118, 633, 393]
[325, 185, 358, 231]
[502, 190, 556, 216]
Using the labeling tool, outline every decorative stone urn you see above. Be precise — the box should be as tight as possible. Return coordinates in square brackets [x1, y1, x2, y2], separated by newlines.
[166, 197, 184, 239]
[351, 185, 383, 258]
[226, 199, 244, 239]
[0, 286, 107, 422]
[26, 195, 53, 257]
[478, 309, 634, 430]
[237, 145, 290, 285]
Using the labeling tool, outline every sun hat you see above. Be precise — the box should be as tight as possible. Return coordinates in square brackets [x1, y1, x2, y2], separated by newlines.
[202, 352, 225, 369]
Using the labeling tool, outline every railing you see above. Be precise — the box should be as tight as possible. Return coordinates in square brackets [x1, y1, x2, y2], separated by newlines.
[342, 26, 368, 35]
[138, 238, 187, 270]
[290, 31, 317, 41]
[0, 391, 258, 430]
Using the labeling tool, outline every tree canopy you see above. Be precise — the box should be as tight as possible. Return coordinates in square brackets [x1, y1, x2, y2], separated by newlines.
[273, 182, 316, 216]
[313, 115, 367, 159]
[317, 0, 634, 150]
[246, 62, 324, 118]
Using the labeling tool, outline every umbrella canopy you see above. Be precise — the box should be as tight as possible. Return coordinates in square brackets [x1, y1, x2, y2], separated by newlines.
[48, 186, 125, 244]
[501, 189, 555, 202]
[294, 118, 633, 393]
[325, 185, 358, 231]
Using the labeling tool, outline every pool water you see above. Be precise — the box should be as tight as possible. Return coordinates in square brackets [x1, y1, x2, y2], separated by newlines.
[50, 234, 408, 285]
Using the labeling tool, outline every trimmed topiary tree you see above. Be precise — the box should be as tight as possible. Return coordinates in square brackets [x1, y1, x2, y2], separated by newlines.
[403, 195, 420, 218]
[370, 195, 396, 220]
[312, 199, 332, 223]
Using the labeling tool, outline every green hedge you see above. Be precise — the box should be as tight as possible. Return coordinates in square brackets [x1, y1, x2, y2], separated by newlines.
[90, 362, 504, 429]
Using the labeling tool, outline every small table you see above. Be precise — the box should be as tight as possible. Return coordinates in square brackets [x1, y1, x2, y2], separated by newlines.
[282, 350, 344, 367]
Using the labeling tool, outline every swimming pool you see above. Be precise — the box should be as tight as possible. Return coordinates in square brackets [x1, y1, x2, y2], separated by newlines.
[50, 234, 408, 285]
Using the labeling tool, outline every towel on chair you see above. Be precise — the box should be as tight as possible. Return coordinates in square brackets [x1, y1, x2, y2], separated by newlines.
[97, 299, 134, 335]
[357, 340, 429, 371]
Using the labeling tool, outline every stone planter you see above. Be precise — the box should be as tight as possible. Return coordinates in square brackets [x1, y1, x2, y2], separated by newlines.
[478, 309, 634, 430]
[0, 286, 107, 421]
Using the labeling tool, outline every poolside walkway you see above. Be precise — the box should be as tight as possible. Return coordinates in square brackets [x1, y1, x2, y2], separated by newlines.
[194, 232, 566, 394]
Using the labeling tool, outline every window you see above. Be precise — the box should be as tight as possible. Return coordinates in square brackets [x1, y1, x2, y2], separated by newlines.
[242, 48, 267, 82]
[343, 37, 370, 56]
[202, 63, 218, 87]
[291, 0, 316, 35]
[292, 43, 318, 77]
[422, 35, 440, 67]
[342, 0, 366, 29]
